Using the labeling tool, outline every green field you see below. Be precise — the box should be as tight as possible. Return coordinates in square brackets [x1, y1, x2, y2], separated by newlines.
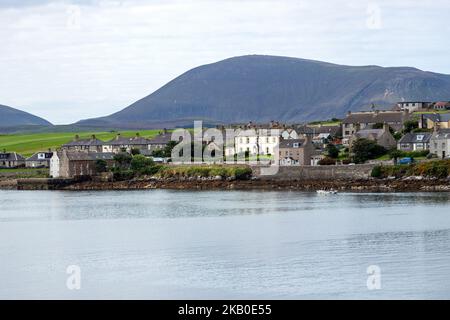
[0, 130, 162, 157]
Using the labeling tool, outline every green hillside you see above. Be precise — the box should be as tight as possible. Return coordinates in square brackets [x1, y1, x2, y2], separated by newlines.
[0, 130, 162, 157]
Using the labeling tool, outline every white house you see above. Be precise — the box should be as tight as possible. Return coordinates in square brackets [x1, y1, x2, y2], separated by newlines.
[234, 129, 280, 156]
[430, 129, 450, 159]
[50, 152, 60, 178]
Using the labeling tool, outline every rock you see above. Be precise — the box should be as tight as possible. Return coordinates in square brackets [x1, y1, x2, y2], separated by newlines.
[214, 175, 223, 181]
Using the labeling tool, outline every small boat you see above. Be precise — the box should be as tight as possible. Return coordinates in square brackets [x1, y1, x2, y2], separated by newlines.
[317, 189, 338, 195]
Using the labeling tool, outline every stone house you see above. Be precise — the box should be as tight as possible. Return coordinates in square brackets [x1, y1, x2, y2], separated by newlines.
[50, 150, 115, 178]
[419, 113, 450, 130]
[433, 101, 450, 111]
[342, 110, 410, 144]
[279, 138, 314, 166]
[0, 152, 25, 168]
[102, 133, 152, 153]
[350, 124, 396, 150]
[26, 151, 53, 168]
[430, 128, 450, 159]
[397, 132, 432, 152]
[62, 135, 104, 153]
[396, 101, 431, 113]
[147, 132, 172, 153]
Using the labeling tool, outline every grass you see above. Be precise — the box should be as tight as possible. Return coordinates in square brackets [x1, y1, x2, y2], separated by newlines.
[0, 130, 163, 157]
[0, 167, 49, 178]
[413, 110, 450, 115]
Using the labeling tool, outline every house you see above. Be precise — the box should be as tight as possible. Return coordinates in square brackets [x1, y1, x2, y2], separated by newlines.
[62, 135, 104, 153]
[430, 128, 450, 159]
[281, 128, 299, 140]
[147, 132, 172, 153]
[279, 138, 314, 166]
[102, 133, 151, 153]
[234, 129, 280, 156]
[397, 133, 432, 152]
[419, 113, 450, 129]
[26, 151, 53, 168]
[0, 152, 25, 168]
[433, 101, 450, 111]
[350, 124, 396, 149]
[342, 110, 410, 144]
[396, 101, 431, 113]
[50, 150, 115, 178]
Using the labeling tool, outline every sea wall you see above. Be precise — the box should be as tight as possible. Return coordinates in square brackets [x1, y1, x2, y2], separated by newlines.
[252, 164, 376, 180]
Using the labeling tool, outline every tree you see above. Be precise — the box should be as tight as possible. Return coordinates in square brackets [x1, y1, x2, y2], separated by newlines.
[130, 155, 155, 174]
[403, 120, 419, 134]
[351, 139, 386, 164]
[326, 143, 339, 159]
[113, 153, 132, 169]
[95, 159, 107, 173]
[131, 148, 141, 155]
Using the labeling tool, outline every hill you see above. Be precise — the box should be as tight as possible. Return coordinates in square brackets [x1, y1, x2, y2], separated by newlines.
[0, 104, 52, 128]
[77, 55, 450, 128]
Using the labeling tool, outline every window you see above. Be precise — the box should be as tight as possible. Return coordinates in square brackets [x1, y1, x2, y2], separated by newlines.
[416, 135, 424, 141]
[246, 138, 250, 144]
[266, 137, 269, 143]
[266, 147, 269, 154]
[293, 143, 299, 148]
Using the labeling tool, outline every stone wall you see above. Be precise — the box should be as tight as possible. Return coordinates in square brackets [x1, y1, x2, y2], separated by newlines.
[252, 164, 376, 180]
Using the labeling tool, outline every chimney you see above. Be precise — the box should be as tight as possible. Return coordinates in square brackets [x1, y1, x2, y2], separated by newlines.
[163, 128, 168, 134]
[115, 133, 121, 140]
[91, 135, 96, 140]
[135, 132, 140, 138]
[74, 135, 79, 141]
[383, 122, 389, 132]
[347, 111, 352, 116]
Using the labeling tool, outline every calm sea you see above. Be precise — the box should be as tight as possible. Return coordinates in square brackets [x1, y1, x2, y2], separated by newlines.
[1, 190, 449, 299]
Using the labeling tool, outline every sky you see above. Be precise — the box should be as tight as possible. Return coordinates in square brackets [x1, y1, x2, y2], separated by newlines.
[0, 0, 449, 124]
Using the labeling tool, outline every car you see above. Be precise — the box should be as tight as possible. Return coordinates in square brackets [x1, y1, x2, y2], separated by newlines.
[398, 157, 414, 165]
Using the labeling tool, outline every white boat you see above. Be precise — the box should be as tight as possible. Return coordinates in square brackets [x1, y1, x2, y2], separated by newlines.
[317, 189, 338, 195]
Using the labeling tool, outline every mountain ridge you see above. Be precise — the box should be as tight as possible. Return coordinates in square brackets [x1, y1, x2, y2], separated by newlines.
[75, 55, 450, 127]
[0, 104, 53, 128]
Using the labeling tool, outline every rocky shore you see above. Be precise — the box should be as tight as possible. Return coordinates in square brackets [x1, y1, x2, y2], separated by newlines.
[56, 177, 450, 192]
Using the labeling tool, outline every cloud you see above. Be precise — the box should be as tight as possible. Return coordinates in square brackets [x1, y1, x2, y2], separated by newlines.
[0, 0, 449, 124]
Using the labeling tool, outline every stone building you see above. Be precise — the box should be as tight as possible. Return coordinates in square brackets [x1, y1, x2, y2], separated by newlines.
[61, 135, 104, 153]
[279, 138, 315, 166]
[50, 150, 115, 178]
[26, 151, 53, 168]
[0, 151, 25, 168]
[430, 128, 450, 159]
[350, 124, 396, 150]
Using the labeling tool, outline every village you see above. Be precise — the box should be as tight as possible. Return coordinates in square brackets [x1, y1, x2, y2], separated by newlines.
[1, 101, 450, 181]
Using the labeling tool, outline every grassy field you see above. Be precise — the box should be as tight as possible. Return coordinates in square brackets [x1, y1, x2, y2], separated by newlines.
[0, 130, 163, 157]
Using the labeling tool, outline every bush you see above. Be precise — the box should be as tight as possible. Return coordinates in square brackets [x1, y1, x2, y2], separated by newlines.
[318, 157, 336, 165]
[130, 155, 155, 174]
[156, 165, 252, 180]
[352, 139, 387, 164]
[371, 165, 383, 178]
[112, 169, 135, 181]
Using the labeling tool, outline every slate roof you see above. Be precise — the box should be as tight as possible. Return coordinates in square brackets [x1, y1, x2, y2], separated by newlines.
[398, 132, 432, 144]
[354, 129, 384, 139]
[342, 111, 406, 124]
[423, 113, 450, 122]
[26, 152, 53, 161]
[433, 129, 450, 140]
[65, 152, 115, 161]
[279, 139, 306, 148]
[148, 133, 172, 144]
[63, 138, 104, 147]
[0, 152, 25, 161]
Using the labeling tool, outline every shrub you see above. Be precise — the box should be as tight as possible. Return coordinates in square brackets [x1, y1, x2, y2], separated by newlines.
[371, 165, 383, 178]
[352, 139, 387, 164]
[112, 169, 135, 181]
[130, 155, 155, 174]
[318, 157, 336, 165]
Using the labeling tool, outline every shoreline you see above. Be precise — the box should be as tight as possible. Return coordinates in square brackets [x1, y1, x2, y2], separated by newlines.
[2, 177, 449, 192]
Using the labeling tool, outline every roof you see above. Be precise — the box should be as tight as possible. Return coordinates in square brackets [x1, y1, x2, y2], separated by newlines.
[311, 125, 341, 136]
[26, 152, 53, 161]
[279, 139, 306, 148]
[354, 129, 384, 139]
[342, 111, 406, 124]
[105, 135, 152, 146]
[433, 129, 450, 140]
[148, 133, 172, 144]
[398, 132, 432, 144]
[64, 152, 115, 161]
[63, 138, 104, 147]
[434, 101, 450, 107]
[0, 152, 25, 161]
[423, 113, 450, 122]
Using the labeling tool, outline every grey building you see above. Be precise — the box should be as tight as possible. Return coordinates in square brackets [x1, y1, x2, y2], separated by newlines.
[397, 132, 432, 152]
[26, 151, 53, 168]
[430, 129, 450, 159]
[0, 152, 25, 168]
[62, 135, 104, 153]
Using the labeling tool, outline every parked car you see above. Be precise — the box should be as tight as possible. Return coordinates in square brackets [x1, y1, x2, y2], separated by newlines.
[398, 157, 414, 165]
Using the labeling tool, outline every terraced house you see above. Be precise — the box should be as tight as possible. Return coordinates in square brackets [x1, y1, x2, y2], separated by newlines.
[0, 151, 25, 168]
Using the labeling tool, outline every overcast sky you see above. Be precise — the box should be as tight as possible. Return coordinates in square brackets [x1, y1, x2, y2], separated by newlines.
[0, 0, 449, 124]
